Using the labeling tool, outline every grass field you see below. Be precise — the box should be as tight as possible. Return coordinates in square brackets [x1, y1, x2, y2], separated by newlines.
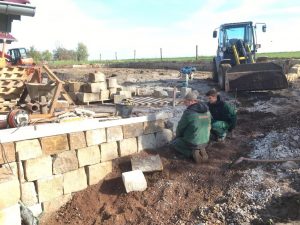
[48, 51, 300, 67]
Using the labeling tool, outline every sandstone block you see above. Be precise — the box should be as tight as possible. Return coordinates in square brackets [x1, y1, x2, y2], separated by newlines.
[86, 161, 112, 185]
[99, 90, 110, 100]
[77, 92, 100, 103]
[36, 175, 63, 202]
[23, 156, 52, 181]
[100, 142, 119, 162]
[15, 139, 42, 161]
[42, 194, 72, 214]
[131, 154, 163, 172]
[1, 162, 25, 183]
[138, 134, 156, 151]
[0, 204, 21, 225]
[122, 170, 147, 193]
[40, 135, 69, 155]
[85, 128, 106, 146]
[118, 90, 132, 98]
[77, 145, 100, 167]
[83, 82, 107, 93]
[109, 88, 117, 98]
[63, 168, 87, 194]
[28, 203, 43, 217]
[289, 65, 300, 74]
[68, 82, 83, 92]
[53, 150, 79, 174]
[180, 87, 192, 98]
[68, 92, 78, 102]
[88, 72, 106, 82]
[113, 94, 126, 103]
[0, 143, 15, 164]
[119, 138, 137, 156]
[68, 132, 87, 150]
[123, 123, 144, 138]
[106, 126, 123, 142]
[21, 182, 38, 206]
[156, 129, 173, 147]
[144, 120, 165, 134]
[107, 78, 118, 88]
[0, 174, 20, 209]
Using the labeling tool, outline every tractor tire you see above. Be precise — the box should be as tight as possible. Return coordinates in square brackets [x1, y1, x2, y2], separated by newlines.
[218, 64, 231, 90]
[212, 58, 218, 82]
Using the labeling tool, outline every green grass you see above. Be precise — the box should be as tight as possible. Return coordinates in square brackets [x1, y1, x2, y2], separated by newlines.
[257, 51, 300, 59]
[47, 51, 300, 67]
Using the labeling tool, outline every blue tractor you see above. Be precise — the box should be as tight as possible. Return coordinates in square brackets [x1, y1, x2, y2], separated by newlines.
[212, 21, 288, 92]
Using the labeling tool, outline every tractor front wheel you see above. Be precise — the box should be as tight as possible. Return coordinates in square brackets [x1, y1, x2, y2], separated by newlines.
[212, 58, 218, 82]
[218, 64, 231, 90]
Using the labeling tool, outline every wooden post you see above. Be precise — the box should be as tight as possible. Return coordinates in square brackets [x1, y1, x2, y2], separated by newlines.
[160, 48, 162, 61]
[115, 52, 117, 61]
[172, 86, 177, 108]
[99, 53, 101, 61]
[134, 50, 136, 61]
[196, 45, 198, 60]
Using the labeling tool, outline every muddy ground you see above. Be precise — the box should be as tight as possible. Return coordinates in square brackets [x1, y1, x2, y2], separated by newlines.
[40, 67, 300, 225]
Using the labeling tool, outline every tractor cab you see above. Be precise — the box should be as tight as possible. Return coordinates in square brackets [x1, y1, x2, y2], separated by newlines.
[7, 47, 34, 66]
[211, 21, 287, 92]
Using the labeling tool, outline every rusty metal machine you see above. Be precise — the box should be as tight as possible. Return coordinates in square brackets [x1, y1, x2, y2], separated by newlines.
[212, 21, 288, 92]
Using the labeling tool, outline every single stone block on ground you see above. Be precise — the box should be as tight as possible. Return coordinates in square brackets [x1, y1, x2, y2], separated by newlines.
[131, 154, 163, 172]
[88, 72, 106, 82]
[122, 170, 147, 193]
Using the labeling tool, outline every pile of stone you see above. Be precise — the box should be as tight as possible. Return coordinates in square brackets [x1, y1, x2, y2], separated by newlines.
[67, 71, 133, 104]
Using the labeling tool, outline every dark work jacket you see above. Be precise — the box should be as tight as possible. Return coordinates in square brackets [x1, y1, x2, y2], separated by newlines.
[207, 96, 237, 131]
[176, 102, 211, 146]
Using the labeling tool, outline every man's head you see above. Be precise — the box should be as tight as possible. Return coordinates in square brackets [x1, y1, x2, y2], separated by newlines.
[206, 88, 218, 104]
[184, 91, 199, 106]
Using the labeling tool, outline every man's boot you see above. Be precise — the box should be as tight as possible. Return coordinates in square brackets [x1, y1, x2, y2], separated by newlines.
[192, 148, 208, 164]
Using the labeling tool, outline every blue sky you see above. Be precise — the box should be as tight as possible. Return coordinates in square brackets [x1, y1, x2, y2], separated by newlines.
[10, 0, 300, 60]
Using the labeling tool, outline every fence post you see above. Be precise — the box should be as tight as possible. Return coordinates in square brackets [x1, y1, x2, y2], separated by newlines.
[196, 45, 198, 60]
[160, 48, 163, 61]
[115, 52, 117, 61]
[99, 53, 101, 61]
[134, 49, 136, 61]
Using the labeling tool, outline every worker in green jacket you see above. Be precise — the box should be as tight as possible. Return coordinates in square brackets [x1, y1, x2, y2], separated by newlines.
[171, 91, 211, 163]
[206, 89, 237, 141]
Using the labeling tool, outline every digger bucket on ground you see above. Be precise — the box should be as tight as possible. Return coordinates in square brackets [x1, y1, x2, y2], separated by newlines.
[224, 62, 288, 92]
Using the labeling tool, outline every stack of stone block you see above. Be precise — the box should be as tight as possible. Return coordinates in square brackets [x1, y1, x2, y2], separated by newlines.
[67, 72, 133, 104]
[0, 117, 173, 224]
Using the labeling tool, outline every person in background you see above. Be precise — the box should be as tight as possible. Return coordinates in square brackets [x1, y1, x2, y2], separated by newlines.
[171, 91, 211, 163]
[206, 89, 237, 141]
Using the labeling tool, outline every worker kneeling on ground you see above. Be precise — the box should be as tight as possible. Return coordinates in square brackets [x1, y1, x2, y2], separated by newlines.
[170, 91, 211, 163]
[206, 89, 237, 141]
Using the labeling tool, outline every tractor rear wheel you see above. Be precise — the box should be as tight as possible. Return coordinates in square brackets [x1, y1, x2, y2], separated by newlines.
[218, 64, 231, 90]
[212, 58, 218, 82]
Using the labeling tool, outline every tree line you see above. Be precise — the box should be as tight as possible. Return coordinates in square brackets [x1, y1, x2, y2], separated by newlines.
[27, 42, 89, 62]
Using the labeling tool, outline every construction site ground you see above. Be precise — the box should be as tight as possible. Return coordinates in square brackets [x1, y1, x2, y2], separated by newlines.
[41, 66, 300, 225]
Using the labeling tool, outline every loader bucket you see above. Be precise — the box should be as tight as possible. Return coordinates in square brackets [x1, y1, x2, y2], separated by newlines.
[225, 62, 288, 92]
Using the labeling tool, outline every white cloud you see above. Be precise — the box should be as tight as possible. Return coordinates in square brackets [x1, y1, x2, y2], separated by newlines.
[9, 0, 300, 60]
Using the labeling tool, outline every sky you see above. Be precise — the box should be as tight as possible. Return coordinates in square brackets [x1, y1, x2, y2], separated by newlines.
[9, 0, 300, 60]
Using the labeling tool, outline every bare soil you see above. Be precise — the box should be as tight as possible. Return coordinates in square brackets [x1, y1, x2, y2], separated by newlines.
[40, 67, 300, 225]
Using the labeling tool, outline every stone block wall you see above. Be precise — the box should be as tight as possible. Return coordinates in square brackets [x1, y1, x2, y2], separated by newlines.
[0, 115, 173, 224]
